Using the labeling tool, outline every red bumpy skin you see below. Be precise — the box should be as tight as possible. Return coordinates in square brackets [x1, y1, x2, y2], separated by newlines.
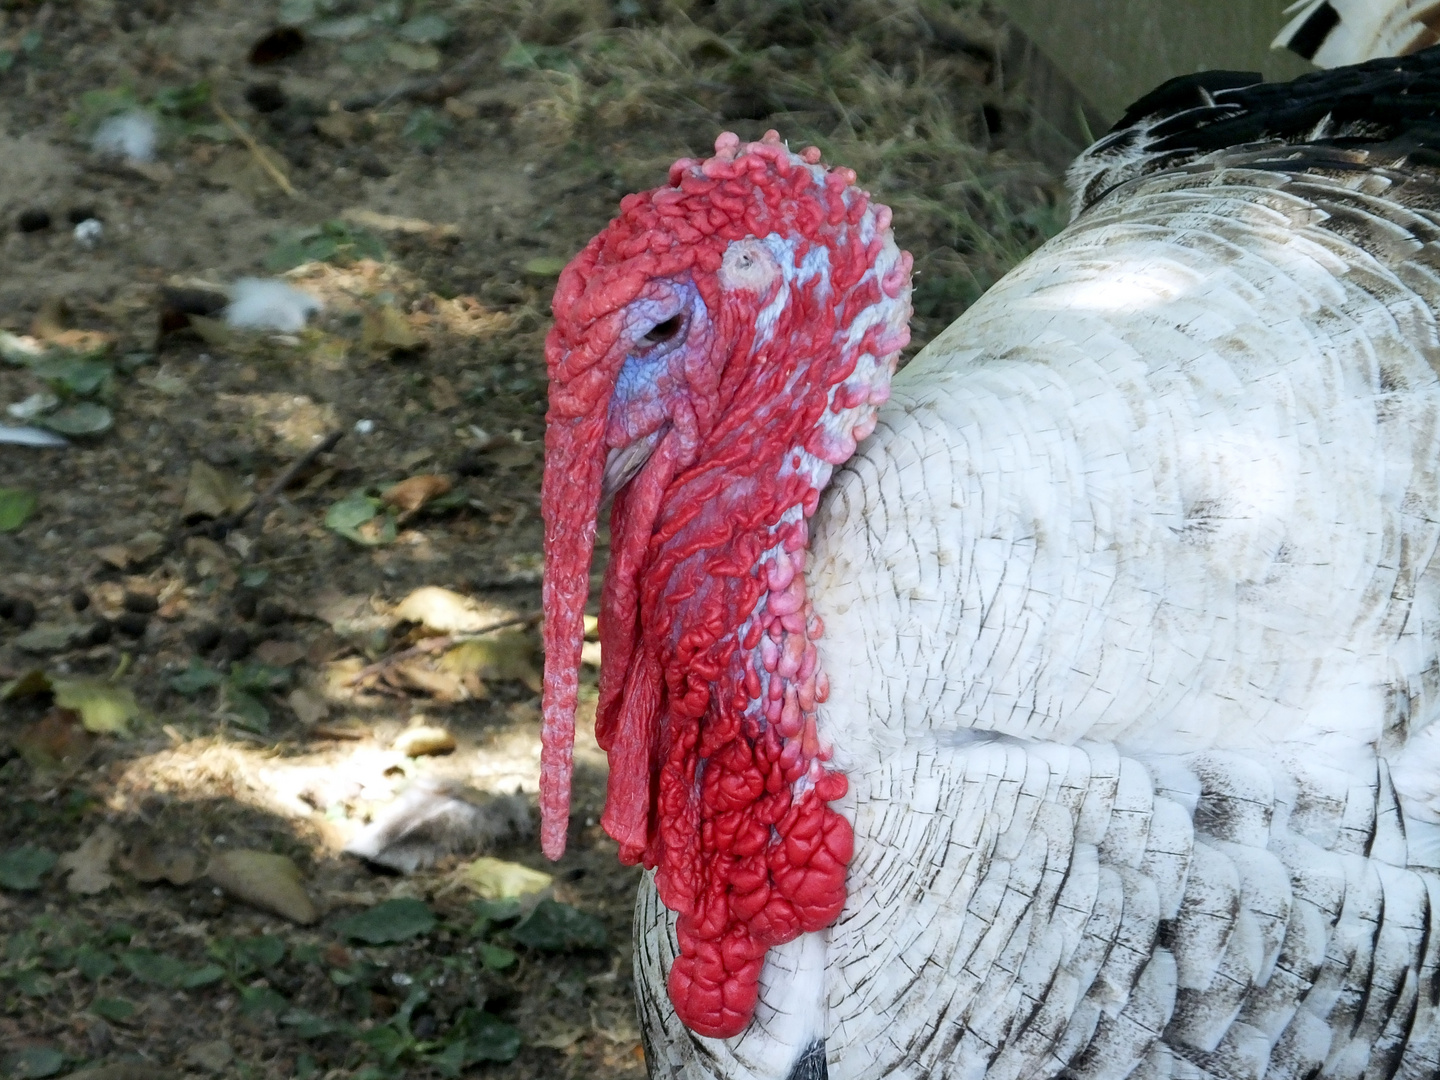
[541, 131, 912, 1039]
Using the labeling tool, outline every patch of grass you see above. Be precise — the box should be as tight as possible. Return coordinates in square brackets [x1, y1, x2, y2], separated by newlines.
[442, 0, 1067, 348]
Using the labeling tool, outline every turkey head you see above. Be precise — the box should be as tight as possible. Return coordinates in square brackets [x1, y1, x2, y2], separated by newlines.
[540, 131, 912, 1038]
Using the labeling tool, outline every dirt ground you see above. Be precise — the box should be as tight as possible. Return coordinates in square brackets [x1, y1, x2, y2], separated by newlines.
[0, 1, 1067, 1078]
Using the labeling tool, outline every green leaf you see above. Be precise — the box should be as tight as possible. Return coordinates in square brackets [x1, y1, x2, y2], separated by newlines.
[325, 490, 381, 543]
[451, 1009, 522, 1063]
[359, 1023, 412, 1065]
[51, 678, 141, 734]
[508, 899, 608, 952]
[1, 1048, 64, 1079]
[28, 354, 112, 397]
[169, 659, 223, 696]
[522, 255, 568, 278]
[278, 0, 317, 24]
[75, 944, 116, 980]
[401, 108, 450, 149]
[151, 80, 211, 118]
[281, 1008, 344, 1039]
[120, 949, 223, 988]
[333, 898, 435, 944]
[223, 688, 270, 732]
[182, 962, 225, 988]
[71, 87, 141, 132]
[39, 402, 112, 436]
[90, 996, 136, 1021]
[5, 931, 38, 961]
[478, 943, 516, 971]
[266, 221, 386, 273]
[210, 934, 286, 975]
[227, 662, 292, 694]
[0, 846, 56, 891]
[398, 14, 451, 43]
[0, 488, 37, 532]
[468, 897, 523, 923]
[240, 985, 289, 1015]
[13, 968, 56, 996]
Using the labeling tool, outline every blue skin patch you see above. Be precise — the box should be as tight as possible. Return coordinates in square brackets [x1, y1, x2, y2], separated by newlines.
[606, 281, 707, 447]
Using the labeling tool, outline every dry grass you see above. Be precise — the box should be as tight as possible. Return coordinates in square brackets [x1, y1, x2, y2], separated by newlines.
[455, 0, 1070, 346]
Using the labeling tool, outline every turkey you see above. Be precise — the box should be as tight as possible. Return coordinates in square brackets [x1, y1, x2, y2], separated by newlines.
[539, 30, 1440, 1080]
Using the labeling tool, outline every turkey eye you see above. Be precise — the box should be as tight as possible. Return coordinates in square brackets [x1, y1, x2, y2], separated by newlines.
[642, 315, 683, 345]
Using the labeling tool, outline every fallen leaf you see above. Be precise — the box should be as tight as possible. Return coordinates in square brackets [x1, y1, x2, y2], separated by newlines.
[39, 403, 112, 436]
[333, 897, 434, 943]
[254, 640, 307, 667]
[15, 709, 94, 773]
[286, 687, 329, 726]
[324, 490, 394, 546]
[392, 586, 508, 634]
[56, 825, 119, 895]
[361, 303, 424, 354]
[2, 1047, 64, 1080]
[186, 314, 239, 349]
[0, 845, 56, 891]
[438, 632, 541, 692]
[51, 679, 142, 734]
[206, 850, 317, 924]
[1, 668, 51, 701]
[13, 623, 89, 655]
[531, 1024, 588, 1050]
[386, 39, 440, 70]
[96, 530, 166, 570]
[184, 1042, 233, 1073]
[380, 473, 451, 516]
[0, 487, 37, 532]
[182, 461, 253, 521]
[456, 856, 552, 900]
[117, 839, 199, 886]
[383, 658, 467, 701]
[509, 897, 608, 951]
[523, 255, 568, 277]
[392, 725, 455, 757]
[339, 207, 457, 241]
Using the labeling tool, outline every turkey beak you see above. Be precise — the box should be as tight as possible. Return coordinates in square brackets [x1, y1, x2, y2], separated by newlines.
[601, 427, 665, 503]
[539, 408, 607, 860]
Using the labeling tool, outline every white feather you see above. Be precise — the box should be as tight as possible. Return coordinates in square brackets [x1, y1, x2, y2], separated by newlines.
[91, 110, 157, 163]
[225, 278, 322, 332]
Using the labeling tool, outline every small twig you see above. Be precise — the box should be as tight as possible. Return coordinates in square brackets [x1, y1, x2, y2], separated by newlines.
[212, 101, 298, 198]
[179, 429, 345, 545]
[242, 428, 346, 535]
[345, 612, 542, 687]
[342, 45, 488, 111]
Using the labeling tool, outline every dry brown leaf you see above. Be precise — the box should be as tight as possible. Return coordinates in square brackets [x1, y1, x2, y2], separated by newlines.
[340, 207, 458, 242]
[438, 632, 542, 692]
[182, 461, 253, 521]
[56, 824, 119, 895]
[118, 839, 199, 885]
[392, 725, 456, 757]
[95, 530, 167, 570]
[381, 474, 451, 516]
[383, 659, 467, 701]
[206, 849, 317, 924]
[392, 586, 507, 634]
[254, 640, 307, 667]
[362, 303, 425, 354]
[286, 687, 329, 726]
[15, 708, 94, 773]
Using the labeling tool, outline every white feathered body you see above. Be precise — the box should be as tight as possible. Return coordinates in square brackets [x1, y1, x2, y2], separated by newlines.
[637, 146, 1440, 1080]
